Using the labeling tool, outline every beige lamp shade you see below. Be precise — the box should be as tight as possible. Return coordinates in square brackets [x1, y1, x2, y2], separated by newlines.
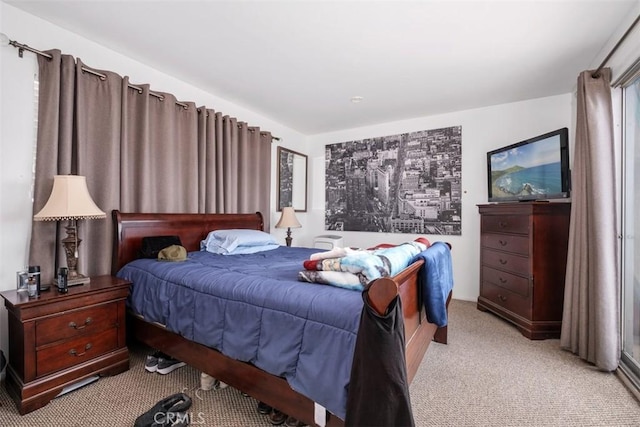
[275, 207, 301, 229]
[34, 175, 106, 221]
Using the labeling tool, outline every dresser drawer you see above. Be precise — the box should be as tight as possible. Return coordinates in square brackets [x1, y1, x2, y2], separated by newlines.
[482, 233, 529, 256]
[482, 215, 530, 235]
[36, 328, 118, 377]
[482, 266, 530, 297]
[482, 249, 530, 275]
[36, 302, 118, 347]
[481, 281, 531, 319]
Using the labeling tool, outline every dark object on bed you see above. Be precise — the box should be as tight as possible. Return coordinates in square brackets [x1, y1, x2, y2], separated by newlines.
[112, 210, 450, 427]
[139, 235, 182, 259]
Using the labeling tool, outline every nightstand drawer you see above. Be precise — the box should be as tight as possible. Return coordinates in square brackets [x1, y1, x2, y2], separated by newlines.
[482, 215, 530, 235]
[482, 249, 530, 275]
[482, 233, 529, 255]
[482, 266, 530, 297]
[481, 281, 531, 319]
[36, 328, 118, 377]
[36, 302, 118, 347]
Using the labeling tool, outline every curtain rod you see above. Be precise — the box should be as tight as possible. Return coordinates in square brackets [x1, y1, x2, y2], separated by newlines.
[1, 33, 281, 141]
[592, 14, 640, 78]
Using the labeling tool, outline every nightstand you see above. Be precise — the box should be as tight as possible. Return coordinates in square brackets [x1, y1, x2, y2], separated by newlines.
[1, 275, 131, 414]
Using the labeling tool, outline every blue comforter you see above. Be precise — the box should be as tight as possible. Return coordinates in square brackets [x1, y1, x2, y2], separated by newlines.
[117, 246, 362, 420]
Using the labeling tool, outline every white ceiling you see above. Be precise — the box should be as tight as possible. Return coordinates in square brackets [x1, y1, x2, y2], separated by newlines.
[5, 0, 637, 134]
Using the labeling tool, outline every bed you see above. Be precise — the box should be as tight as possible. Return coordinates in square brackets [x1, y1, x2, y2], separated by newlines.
[111, 210, 451, 426]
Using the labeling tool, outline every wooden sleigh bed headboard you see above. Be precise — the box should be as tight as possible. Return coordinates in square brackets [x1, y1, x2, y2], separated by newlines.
[111, 210, 265, 275]
[112, 210, 450, 427]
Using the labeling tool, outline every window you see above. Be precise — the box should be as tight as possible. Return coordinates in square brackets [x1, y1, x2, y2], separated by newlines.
[621, 75, 640, 392]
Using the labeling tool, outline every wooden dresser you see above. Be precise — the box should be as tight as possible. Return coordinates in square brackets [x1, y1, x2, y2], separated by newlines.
[1, 275, 130, 414]
[477, 202, 571, 339]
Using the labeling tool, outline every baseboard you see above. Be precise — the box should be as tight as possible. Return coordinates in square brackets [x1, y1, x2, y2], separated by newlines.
[617, 364, 640, 403]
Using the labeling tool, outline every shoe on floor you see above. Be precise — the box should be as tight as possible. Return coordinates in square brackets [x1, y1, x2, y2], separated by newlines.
[199, 372, 230, 391]
[134, 392, 192, 427]
[213, 380, 229, 390]
[285, 416, 306, 427]
[156, 355, 186, 375]
[144, 351, 165, 373]
[200, 372, 215, 391]
[269, 410, 287, 426]
[257, 401, 272, 415]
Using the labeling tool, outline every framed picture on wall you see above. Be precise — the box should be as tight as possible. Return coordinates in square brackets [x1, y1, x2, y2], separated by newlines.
[277, 146, 308, 212]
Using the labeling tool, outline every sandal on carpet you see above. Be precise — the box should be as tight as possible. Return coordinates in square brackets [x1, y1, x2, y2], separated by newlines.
[134, 393, 193, 427]
[268, 410, 287, 426]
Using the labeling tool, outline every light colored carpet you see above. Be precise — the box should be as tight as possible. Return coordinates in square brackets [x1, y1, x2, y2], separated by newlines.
[410, 300, 640, 426]
[0, 299, 638, 426]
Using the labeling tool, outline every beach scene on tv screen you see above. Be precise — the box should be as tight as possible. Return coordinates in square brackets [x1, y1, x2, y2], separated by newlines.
[491, 136, 562, 199]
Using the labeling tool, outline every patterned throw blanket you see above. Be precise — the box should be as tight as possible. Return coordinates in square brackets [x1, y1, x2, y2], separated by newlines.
[298, 240, 429, 291]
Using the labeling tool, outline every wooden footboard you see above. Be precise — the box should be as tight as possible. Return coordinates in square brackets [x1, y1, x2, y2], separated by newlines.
[113, 210, 449, 426]
[128, 278, 449, 427]
[391, 260, 449, 383]
[128, 313, 334, 426]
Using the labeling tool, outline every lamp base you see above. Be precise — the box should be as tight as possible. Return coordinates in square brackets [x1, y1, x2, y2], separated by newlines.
[53, 275, 90, 287]
[285, 228, 293, 247]
[59, 222, 90, 287]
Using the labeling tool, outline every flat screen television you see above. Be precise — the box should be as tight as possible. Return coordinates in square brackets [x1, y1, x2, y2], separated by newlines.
[487, 128, 570, 202]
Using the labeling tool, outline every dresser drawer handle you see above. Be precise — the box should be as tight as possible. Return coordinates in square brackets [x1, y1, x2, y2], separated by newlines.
[69, 317, 92, 330]
[69, 343, 92, 357]
[498, 294, 507, 302]
[499, 240, 508, 246]
[499, 259, 507, 265]
[498, 221, 508, 228]
[499, 277, 507, 284]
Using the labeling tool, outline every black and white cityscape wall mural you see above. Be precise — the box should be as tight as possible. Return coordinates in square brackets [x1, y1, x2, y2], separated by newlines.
[325, 126, 462, 235]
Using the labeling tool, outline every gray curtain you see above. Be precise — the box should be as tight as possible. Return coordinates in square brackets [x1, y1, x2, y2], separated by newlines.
[29, 50, 68, 283]
[197, 109, 271, 215]
[120, 79, 200, 213]
[29, 53, 272, 282]
[561, 68, 619, 371]
[75, 59, 124, 278]
[30, 52, 122, 281]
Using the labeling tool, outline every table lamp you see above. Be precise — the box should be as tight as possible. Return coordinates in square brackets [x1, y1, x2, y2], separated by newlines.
[33, 175, 106, 286]
[275, 207, 301, 247]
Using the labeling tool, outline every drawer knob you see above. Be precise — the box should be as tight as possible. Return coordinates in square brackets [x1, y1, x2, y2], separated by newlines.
[499, 259, 507, 265]
[499, 277, 507, 284]
[69, 343, 92, 357]
[499, 240, 508, 246]
[499, 221, 507, 228]
[498, 294, 507, 302]
[69, 317, 92, 330]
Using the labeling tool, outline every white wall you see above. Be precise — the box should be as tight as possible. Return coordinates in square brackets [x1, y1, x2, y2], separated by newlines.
[307, 94, 573, 302]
